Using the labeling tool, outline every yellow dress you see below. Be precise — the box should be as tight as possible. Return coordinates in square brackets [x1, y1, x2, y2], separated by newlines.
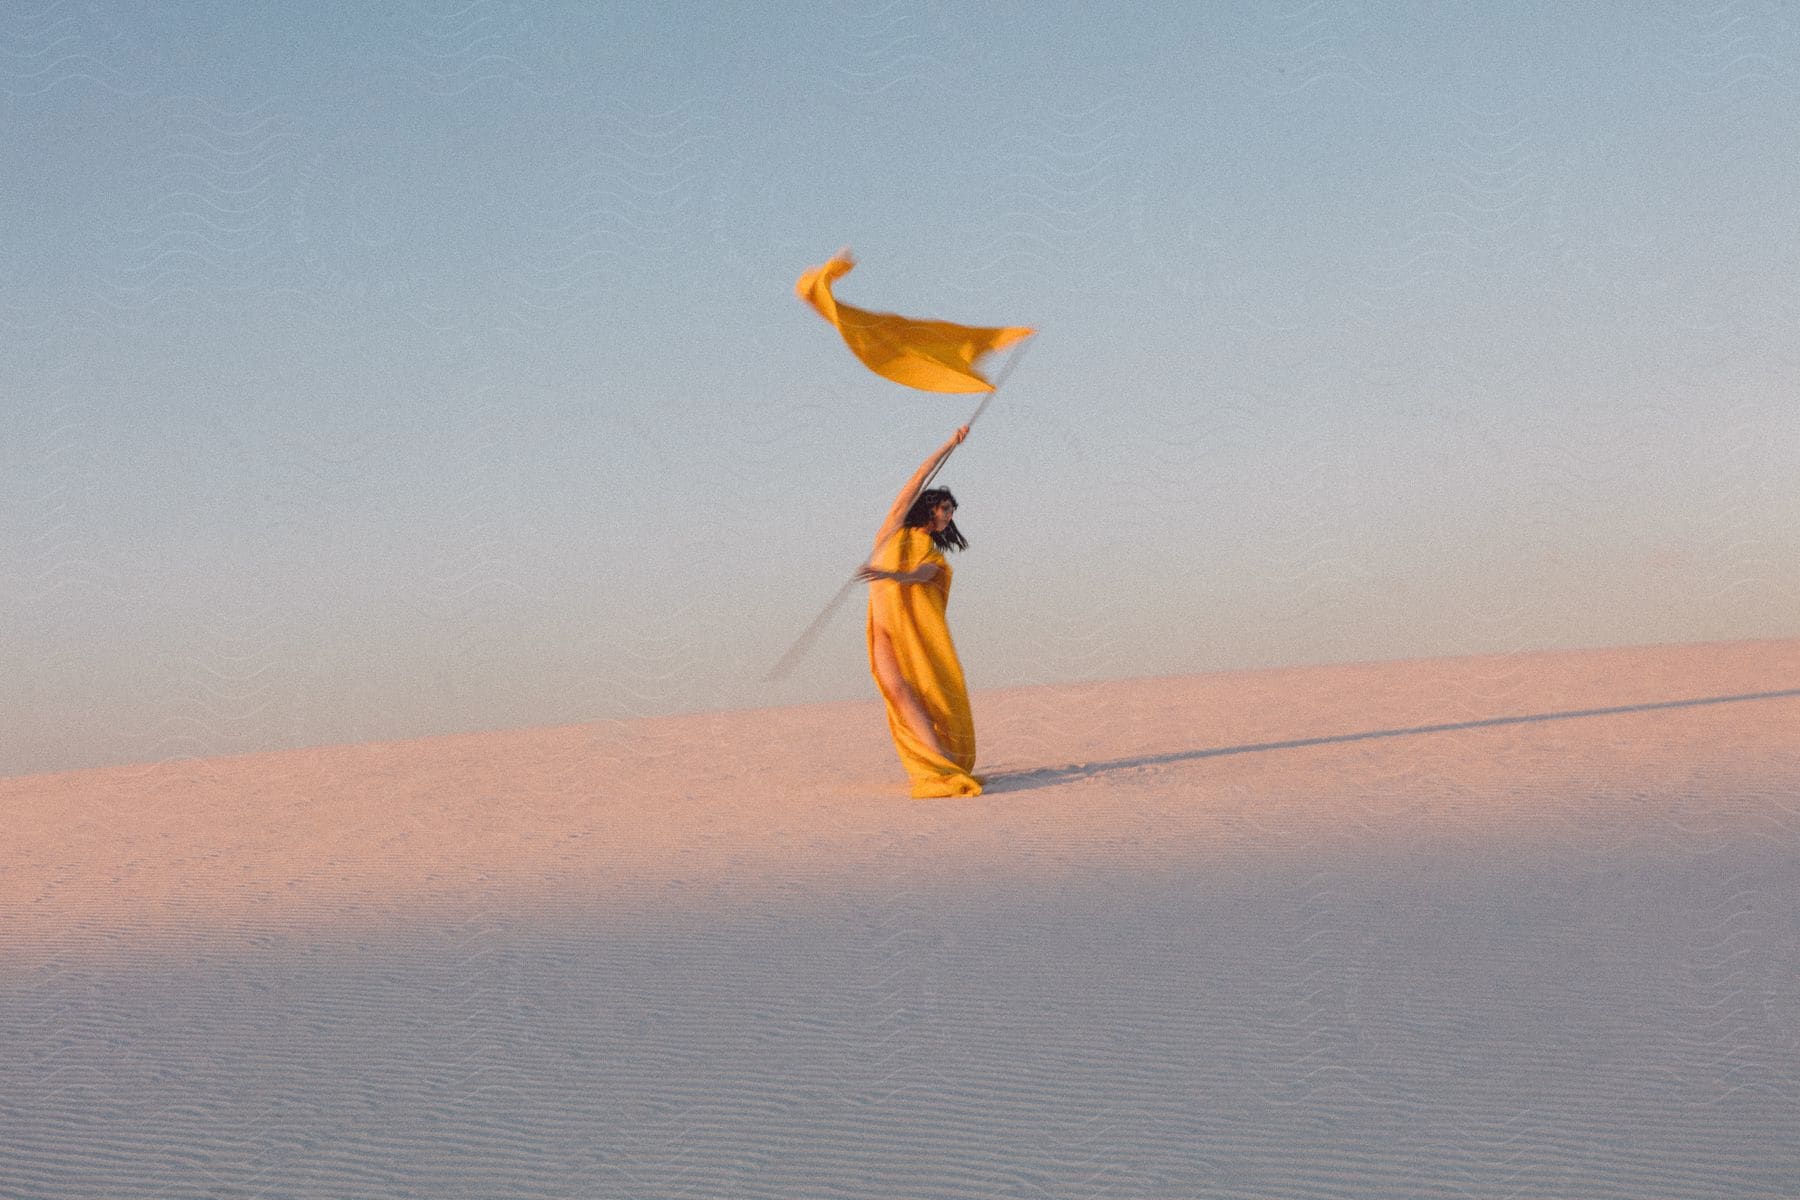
[866, 527, 982, 798]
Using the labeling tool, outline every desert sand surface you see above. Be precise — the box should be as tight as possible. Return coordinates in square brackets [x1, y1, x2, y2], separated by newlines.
[4, 638, 1798, 1198]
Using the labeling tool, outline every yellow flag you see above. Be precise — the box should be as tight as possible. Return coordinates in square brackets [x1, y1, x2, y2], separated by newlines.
[796, 252, 1034, 394]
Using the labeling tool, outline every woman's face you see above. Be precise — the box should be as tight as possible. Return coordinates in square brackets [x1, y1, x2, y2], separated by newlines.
[930, 500, 957, 532]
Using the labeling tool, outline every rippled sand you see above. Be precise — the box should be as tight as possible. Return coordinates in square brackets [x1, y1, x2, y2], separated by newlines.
[4, 638, 1797, 1197]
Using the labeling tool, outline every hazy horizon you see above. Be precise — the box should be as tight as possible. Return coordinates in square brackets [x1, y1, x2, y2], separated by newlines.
[6, 2, 1797, 776]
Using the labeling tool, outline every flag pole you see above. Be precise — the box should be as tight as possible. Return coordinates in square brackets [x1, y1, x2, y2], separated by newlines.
[764, 338, 1033, 683]
[917, 336, 1030, 496]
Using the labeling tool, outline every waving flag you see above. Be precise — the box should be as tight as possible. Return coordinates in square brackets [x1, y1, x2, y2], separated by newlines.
[796, 252, 1034, 393]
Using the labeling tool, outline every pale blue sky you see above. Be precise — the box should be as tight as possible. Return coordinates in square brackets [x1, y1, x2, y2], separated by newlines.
[5, 1, 1796, 775]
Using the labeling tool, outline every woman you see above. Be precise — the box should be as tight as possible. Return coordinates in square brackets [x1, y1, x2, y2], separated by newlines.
[856, 425, 983, 798]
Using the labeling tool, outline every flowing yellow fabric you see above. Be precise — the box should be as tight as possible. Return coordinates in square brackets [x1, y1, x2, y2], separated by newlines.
[866, 527, 982, 798]
[797, 253, 1034, 393]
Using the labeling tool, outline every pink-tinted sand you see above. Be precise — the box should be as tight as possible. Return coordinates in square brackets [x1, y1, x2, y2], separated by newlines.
[4, 638, 1797, 1196]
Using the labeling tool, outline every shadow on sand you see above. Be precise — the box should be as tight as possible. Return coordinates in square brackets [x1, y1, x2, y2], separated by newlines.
[980, 687, 1800, 794]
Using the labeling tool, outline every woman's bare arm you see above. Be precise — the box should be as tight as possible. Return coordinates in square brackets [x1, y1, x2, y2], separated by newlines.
[869, 424, 967, 557]
[856, 562, 941, 585]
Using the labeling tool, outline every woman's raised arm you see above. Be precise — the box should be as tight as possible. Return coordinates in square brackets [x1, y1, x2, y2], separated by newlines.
[869, 424, 967, 557]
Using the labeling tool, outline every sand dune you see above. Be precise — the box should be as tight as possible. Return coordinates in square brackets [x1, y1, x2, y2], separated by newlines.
[4, 639, 1797, 1197]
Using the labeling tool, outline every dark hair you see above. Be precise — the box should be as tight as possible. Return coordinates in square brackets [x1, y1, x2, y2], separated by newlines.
[903, 487, 968, 552]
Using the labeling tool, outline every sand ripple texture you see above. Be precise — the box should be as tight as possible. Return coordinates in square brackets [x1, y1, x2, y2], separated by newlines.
[4, 638, 1798, 1198]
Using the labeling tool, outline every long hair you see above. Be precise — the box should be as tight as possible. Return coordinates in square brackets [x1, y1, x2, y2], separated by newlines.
[903, 487, 968, 552]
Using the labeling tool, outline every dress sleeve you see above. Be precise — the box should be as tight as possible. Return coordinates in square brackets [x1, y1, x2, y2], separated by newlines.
[896, 528, 923, 571]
